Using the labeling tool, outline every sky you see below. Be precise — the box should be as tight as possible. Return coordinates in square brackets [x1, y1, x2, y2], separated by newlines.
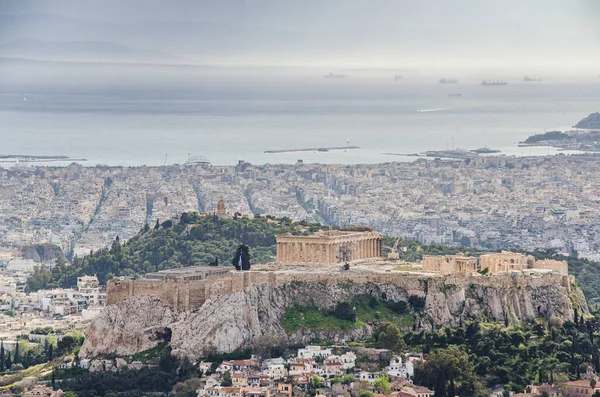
[1, 0, 600, 72]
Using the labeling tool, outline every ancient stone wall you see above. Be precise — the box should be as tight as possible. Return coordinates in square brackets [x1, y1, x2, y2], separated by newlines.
[106, 269, 572, 312]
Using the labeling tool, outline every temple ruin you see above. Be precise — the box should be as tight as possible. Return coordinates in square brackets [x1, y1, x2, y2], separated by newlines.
[276, 230, 383, 264]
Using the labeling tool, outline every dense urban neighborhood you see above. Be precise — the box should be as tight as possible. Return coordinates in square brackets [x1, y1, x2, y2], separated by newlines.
[3, 154, 600, 266]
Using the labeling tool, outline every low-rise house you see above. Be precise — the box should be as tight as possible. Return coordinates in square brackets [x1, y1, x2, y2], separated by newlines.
[400, 385, 434, 397]
[241, 387, 268, 397]
[392, 392, 415, 397]
[404, 357, 421, 379]
[232, 372, 248, 387]
[386, 356, 405, 378]
[199, 362, 214, 373]
[22, 386, 64, 397]
[324, 361, 345, 376]
[277, 383, 293, 397]
[359, 372, 378, 383]
[233, 359, 259, 372]
[218, 387, 242, 397]
[324, 353, 356, 370]
[217, 361, 234, 373]
[247, 374, 261, 387]
[561, 379, 600, 397]
[298, 346, 333, 360]
[265, 363, 287, 380]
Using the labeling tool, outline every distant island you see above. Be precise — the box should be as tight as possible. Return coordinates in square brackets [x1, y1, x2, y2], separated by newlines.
[574, 112, 600, 129]
[519, 112, 600, 151]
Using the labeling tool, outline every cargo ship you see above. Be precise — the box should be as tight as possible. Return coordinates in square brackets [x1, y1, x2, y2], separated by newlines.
[439, 78, 458, 84]
[448, 93, 462, 97]
[324, 73, 347, 79]
[524, 76, 542, 82]
[481, 80, 507, 86]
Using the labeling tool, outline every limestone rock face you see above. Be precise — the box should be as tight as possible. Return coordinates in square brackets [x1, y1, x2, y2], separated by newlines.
[80, 273, 587, 359]
[79, 295, 176, 358]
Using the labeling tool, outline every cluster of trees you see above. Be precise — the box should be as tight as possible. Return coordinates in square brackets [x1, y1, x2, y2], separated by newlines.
[410, 315, 600, 396]
[55, 346, 201, 397]
[0, 333, 82, 373]
[27, 213, 326, 291]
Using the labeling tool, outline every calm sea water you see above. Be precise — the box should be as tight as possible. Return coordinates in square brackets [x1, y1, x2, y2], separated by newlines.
[1, 75, 600, 166]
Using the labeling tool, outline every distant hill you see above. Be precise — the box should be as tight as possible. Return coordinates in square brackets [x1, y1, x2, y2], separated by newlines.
[574, 112, 600, 130]
[0, 38, 177, 63]
[0, 13, 296, 58]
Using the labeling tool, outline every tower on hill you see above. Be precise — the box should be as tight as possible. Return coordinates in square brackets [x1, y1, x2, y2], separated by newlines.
[216, 199, 230, 218]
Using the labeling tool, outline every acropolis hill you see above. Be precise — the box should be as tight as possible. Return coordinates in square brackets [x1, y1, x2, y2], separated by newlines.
[83, 251, 587, 359]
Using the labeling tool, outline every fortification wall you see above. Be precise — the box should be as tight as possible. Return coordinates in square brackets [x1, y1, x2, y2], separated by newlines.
[106, 270, 571, 311]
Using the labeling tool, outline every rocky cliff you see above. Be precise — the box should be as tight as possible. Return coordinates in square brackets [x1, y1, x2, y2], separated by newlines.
[21, 244, 65, 263]
[80, 272, 587, 359]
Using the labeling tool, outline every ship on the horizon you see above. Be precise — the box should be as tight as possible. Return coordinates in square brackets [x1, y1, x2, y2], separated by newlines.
[448, 93, 462, 97]
[523, 76, 542, 82]
[439, 78, 458, 84]
[324, 73, 347, 79]
[481, 80, 508, 86]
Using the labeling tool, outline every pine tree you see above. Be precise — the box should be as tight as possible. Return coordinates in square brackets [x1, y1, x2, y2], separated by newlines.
[110, 236, 121, 255]
[0, 340, 5, 372]
[14, 340, 18, 364]
[231, 244, 251, 271]
[154, 219, 160, 230]
[448, 379, 456, 397]
[47, 344, 53, 361]
[6, 351, 12, 369]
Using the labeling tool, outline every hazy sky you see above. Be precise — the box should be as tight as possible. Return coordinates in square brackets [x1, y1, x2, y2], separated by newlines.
[1, 0, 600, 71]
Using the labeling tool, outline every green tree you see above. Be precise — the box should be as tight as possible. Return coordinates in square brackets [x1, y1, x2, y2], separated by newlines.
[222, 371, 232, 387]
[0, 340, 4, 372]
[414, 346, 482, 397]
[13, 340, 18, 364]
[374, 376, 391, 394]
[174, 378, 203, 397]
[64, 391, 78, 397]
[232, 244, 251, 271]
[375, 322, 404, 351]
[341, 374, 356, 385]
[333, 302, 356, 322]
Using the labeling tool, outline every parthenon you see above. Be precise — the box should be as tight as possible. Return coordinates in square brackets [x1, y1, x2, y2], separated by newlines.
[276, 230, 383, 264]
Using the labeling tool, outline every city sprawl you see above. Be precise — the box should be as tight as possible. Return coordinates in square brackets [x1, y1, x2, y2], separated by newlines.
[2, 154, 600, 262]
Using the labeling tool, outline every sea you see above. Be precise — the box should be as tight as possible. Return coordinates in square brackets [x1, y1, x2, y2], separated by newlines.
[1, 68, 600, 167]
